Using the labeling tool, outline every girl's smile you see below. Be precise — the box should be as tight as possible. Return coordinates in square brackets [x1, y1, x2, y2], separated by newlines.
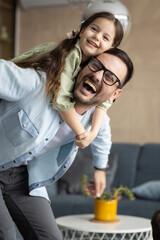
[79, 17, 116, 62]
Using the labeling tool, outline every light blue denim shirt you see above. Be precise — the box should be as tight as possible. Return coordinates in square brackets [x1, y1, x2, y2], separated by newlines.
[0, 59, 112, 195]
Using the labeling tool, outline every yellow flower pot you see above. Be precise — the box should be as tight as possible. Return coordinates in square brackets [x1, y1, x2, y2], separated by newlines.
[94, 199, 117, 221]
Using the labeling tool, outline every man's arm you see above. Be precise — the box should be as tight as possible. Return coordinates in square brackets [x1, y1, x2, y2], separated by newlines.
[0, 60, 42, 101]
[85, 113, 111, 198]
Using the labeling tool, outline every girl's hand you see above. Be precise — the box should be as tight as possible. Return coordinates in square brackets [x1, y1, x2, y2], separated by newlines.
[75, 131, 97, 149]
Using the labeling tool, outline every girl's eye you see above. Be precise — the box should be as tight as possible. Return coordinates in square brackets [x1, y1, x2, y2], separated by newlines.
[103, 36, 109, 41]
[91, 26, 97, 32]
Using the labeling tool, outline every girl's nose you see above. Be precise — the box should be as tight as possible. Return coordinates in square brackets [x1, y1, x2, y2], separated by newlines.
[93, 32, 101, 41]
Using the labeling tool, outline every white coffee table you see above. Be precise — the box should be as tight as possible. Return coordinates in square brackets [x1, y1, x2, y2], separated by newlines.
[56, 214, 152, 240]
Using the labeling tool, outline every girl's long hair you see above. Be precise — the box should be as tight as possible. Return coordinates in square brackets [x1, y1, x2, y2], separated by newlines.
[16, 12, 124, 102]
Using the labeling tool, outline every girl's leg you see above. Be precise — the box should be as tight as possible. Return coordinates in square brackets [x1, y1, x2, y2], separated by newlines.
[1, 166, 62, 240]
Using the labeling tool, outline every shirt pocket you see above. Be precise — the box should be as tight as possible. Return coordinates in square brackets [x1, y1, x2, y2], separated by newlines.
[2, 109, 39, 146]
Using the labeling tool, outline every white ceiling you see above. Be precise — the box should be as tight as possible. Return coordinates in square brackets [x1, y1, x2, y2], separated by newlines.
[20, 0, 91, 9]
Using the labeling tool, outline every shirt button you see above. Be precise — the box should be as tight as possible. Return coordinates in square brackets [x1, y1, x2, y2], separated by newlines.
[29, 152, 32, 154]
[59, 121, 62, 124]
[45, 138, 48, 141]
[23, 123, 27, 128]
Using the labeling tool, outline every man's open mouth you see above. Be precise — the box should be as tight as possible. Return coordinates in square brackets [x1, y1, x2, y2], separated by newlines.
[83, 80, 97, 94]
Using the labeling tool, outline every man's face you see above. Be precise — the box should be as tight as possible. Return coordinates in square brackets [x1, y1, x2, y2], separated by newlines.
[73, 52, 127, 109]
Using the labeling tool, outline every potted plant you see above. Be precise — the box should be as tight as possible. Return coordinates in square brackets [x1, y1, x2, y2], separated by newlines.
[81, 175, 135, 222]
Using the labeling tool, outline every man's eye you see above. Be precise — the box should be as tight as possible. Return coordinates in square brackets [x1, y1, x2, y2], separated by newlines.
[92, 63, 100, 70]
[104, 73, 115, 83]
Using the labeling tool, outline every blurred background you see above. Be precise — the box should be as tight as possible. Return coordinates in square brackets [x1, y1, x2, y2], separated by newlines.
[1, 0, 160, 144]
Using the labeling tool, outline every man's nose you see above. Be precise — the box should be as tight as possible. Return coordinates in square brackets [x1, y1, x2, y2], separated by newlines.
[93, 70, 103, 82]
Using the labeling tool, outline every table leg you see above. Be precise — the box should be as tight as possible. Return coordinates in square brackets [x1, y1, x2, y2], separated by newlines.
[58, 226, 151, 240]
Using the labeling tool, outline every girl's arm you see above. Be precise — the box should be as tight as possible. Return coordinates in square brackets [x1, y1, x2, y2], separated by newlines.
[75, 100, 112, 148]
[75, 107, 105, 148]
[60, 107, 105, 149]
[59, 109, 85, 136]
[90, 107, 106, 137]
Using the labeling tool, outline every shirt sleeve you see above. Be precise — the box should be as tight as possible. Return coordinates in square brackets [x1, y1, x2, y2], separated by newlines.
[12, 42, 58, 63]
[0, 59, 43, 101]
[96, 100, 113, 111]
[90, 113, 112, 169]
[52, 47, 81, 111]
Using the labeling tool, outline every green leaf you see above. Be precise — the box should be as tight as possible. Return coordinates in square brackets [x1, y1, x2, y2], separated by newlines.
[81, 175, 90, 197]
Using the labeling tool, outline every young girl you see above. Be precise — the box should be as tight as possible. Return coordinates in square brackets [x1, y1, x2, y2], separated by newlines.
[14, 12, 124, 149]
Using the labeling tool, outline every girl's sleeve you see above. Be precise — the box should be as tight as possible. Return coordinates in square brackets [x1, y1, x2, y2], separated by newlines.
[12, 42, 58, 63]
[0, 59, 42, 101]
[96, 100, 113, 112]
[52, 48, 81, 111]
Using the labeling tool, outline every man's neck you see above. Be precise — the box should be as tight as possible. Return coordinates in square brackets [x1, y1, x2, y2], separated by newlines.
[74, 103, 91, 115]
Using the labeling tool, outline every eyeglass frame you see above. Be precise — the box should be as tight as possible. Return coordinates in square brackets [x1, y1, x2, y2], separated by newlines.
[87, 57, 122, 89]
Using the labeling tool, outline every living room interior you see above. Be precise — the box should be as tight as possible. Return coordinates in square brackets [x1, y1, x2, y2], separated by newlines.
[1, 0, 160, 239]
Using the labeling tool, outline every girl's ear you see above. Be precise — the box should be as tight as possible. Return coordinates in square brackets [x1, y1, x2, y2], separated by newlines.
[109, 89, 122, 102]
[79, 30, 84, 37]
[79, 26, 87, 37]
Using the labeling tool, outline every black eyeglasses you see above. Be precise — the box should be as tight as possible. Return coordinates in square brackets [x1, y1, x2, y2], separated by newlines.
[88, 57, 122, 89]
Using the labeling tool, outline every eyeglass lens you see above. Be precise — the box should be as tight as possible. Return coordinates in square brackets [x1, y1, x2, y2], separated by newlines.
[89, 58, 118, 86]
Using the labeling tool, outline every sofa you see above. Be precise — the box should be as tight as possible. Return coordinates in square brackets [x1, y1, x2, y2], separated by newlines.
[16, 143, 160, 239]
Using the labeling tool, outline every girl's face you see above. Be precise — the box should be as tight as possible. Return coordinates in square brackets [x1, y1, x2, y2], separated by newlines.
[79, 17, 116, 62]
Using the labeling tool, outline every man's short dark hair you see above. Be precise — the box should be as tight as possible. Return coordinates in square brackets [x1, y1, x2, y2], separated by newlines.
[105, 48, 134, 88]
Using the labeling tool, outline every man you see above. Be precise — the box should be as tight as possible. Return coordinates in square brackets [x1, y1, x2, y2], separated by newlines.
[73, 48, 133, 196]
[0, 48, 133, 239]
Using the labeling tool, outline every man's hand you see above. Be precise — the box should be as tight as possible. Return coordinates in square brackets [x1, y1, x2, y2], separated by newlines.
[83, 169, 106, 198]
[94, 169, 106, 197]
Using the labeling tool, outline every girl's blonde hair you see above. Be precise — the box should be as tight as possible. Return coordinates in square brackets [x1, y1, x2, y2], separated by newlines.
[16, 12, 123, 102]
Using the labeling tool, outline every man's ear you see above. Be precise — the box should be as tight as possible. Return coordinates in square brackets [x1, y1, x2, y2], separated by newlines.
[109, 89, 122, 102]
